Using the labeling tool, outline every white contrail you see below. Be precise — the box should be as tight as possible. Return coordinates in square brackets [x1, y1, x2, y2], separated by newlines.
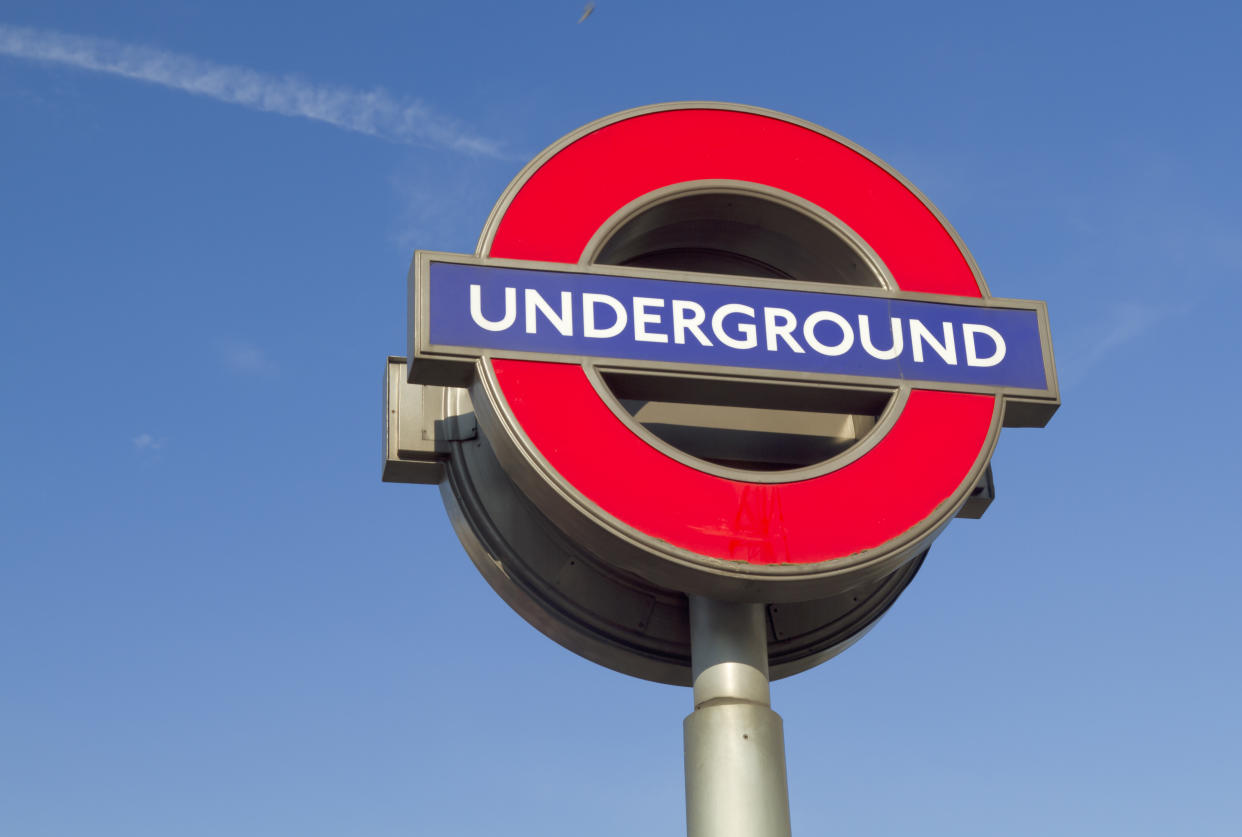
[0, 23, 505, 157]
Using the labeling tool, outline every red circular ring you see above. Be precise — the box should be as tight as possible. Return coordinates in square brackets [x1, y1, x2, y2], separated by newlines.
[484, 106, 997, 565]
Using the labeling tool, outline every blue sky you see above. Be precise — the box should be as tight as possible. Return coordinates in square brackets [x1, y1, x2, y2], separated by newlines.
[2, 2, 1240, 835]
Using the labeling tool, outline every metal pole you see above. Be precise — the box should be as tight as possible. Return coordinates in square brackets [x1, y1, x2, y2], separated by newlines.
[684, 596, 792, 837]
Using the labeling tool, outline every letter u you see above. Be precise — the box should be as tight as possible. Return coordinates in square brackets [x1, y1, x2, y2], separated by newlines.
[470, 284, 517, 332]
[859, 315, 903, 360]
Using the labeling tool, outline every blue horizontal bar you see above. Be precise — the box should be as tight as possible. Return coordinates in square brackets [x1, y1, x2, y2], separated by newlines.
[427, 261, 1048, 391]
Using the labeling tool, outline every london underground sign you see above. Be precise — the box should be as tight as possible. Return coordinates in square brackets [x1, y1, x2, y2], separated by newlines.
[386, 102, 1058, 684]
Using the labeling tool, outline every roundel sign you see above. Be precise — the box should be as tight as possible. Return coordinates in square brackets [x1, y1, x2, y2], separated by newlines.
[406, 103, 1058, 608]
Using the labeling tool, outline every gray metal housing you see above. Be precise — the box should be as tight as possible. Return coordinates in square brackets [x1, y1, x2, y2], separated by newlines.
[385, 361, 925, 686]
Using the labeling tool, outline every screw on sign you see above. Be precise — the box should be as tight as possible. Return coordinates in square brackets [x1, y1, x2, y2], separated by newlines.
[382, 103, 1058, 837]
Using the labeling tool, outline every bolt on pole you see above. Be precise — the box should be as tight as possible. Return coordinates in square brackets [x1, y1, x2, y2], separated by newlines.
[684, 596, 792, 837]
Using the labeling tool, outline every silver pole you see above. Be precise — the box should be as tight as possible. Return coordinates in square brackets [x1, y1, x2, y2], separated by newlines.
[684, 596, 792, 837]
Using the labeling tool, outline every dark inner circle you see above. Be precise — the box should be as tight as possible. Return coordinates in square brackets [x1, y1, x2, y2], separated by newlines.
[592, 192, 893, 472]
